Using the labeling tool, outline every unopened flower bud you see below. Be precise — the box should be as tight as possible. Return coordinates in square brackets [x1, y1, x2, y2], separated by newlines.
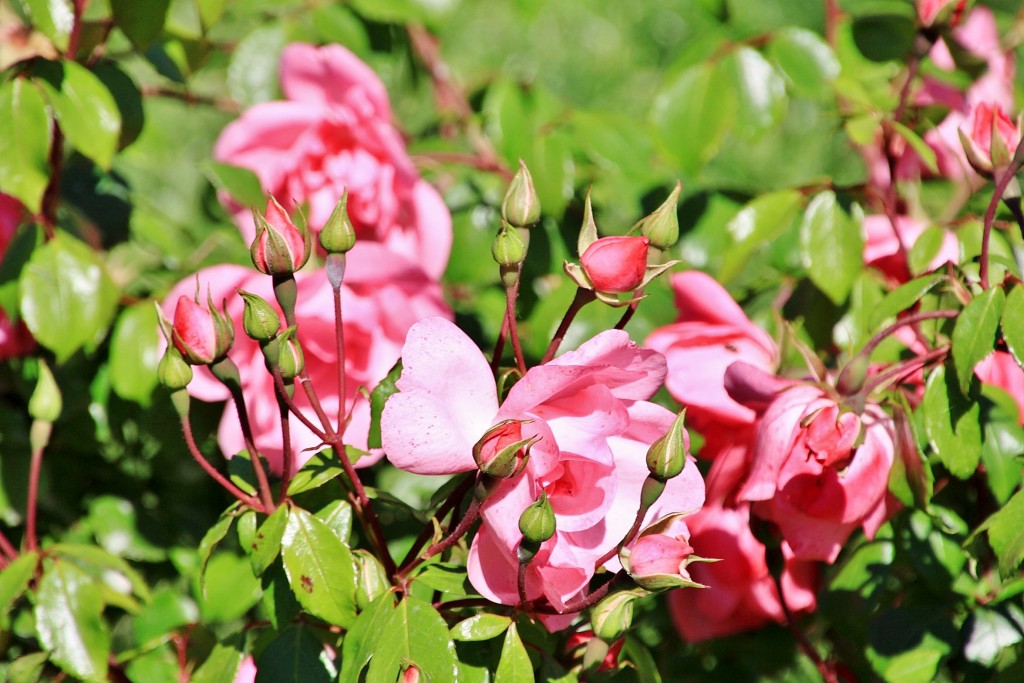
[172, 292, 234, 365]
[646, 411, 689, 482]
[519, 492, 556, 545]
[158, 346, 193, 390]
[637, 182, 681, 251]
[273, 325, 304, 380]
[959, 102, 1022, 177]
[622, 521, 699, 592]
[29, 359, 62, 423]
[250, 197, 311, 276]
[401, 664, 421, 683]
[239, 290, 280, 342]
[491, 222, 527, 268]
[580, 236, 651, 293]
[591, 590, 640, 642]
[502, 160, 541, 228]
[353, 549, 389, 611]
[320, 191, 357, 254]
[473, 420, 538, 478]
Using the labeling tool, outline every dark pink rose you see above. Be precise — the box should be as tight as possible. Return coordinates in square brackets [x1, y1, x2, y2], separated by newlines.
[580, 236, 650, 293]
[171, 295, 234, 365]
[215, 43, 452, 278]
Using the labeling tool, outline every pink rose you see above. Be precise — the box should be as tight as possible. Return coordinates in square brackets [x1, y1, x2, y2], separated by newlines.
[163, 243, 450, 473]
[250, 196, 310, 276]
[976, 350, 1024, 425]
[862, 214, 958, 283]
[580, 236, 650, 293]
[730, 366, 898, 562]
[381, 318, 706, 610]
[960, 101, 1021, 176]
[215, 42, 452, 278]
[234, 657, 257, 683]
[170, 295, 234, 366]
[646, 271, 777, 432]
[916, 0, 964, 26]
[669, 504, 817, 643]
[624, 517, 696, 589]
[0, 193, 33, 359]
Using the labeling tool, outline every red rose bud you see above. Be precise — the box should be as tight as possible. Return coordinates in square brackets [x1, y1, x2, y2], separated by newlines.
[502, 159, 541, 228]
[250, 197, 310, 275]
[959, 102, 1022, 176]
[580, 236, 650, 293]
[473, 419, 539, 478]
[916, 0, 965, 27]
[172, 293, 234, 365]
[401, 665, 420, 683]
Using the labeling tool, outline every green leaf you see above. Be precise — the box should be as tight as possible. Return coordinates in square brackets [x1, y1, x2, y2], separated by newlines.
[652, 61, 738, 176]
[287, 449, 343, 495]
[963, 606, 1024, 666]
[922, 363, 982, 479]
[16, 0, 73, 52]
[1001, 285, 1024, 370]
[906, 226, 947, 277]
[365, 596, 460, 683]
[19, 234, 119, 362]
[451, 613, 512, 642]
[202, 161, 266, 209]
[368, 361, 402, 449]
[281, 505, 356, 627]
[718, 189, 802, 282]
[413, 563, 470, 597]
[891, 121, 938, 175]
[0, 551, 39, 614]
[870, 275, 944, 329]
[726, 47, 787, 137]
[260, 562, 301, 630]
[52, 543, 151, 603]
[767, 27, 840, 99]
[249, 503, 288, 577]
[338, 593, 396, 683]
[314, 499, 352, 545]
[0, 78, 52, 213]
[228, 26, 287, 108]
[197, 510, 235, 598]
[8, 651, 49, 683]
[866, 606, 956, 683]
[951, 286, 1005, 394]
[195, 0, 228, 30]
[110, 0, 171, 49]
[197, 552, 262, 622]
[124, 647, 178, 683]
[35, 559, 111, 683]
[256, 625, 333, 683]
[191, 642, 243, 683]
[87, 495, 166, 563]
[133, 587, 196, 644]
[35, 60, 122, 169]
[495, 622, 533, 683]
[799, 191, 864, 305]
[108, 303, 160, 406]
[983, 488, 1024, 577]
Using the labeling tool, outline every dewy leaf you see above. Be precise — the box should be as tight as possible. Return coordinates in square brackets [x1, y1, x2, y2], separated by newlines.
[0, 78, 52, 213]
[922, 363, 982, 479]
[16, 0, 73, 52]
[451, 613, 512, 642]
[19, 234, 119, 362]
[109, 0, 171, 49]
[951, 286, 1005, 395]
[338, 593, 396, 683]
[281, 506, 356, 627]
[256, 625, 333, 683]
[870, 275, 944, 329]
[191, 641, 243, 683]
[108, 302, 160, 406]
[495, 622, 534, 683]
[249, 503, 288, 577]
[1001, 284, 1024, 370]
[799, 191, 864, 305]
[35, 559, 111, 683]
[365, 596, 460, 683]
[0, 551, 39, 614]
[35, 61, 122, 169]
[984, 489, 1024, 577]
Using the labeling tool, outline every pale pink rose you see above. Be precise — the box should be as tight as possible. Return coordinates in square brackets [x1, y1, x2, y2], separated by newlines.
[669, 504, 817, 643]
[862, 214, 958, 283]
[234, 656, 257, 683]
[730, 366, 898, 563]
[976, 351, 1024, 425]
[645, 271, 777, 433]
[164, 243, 450, 473]
[382, 317, 706, 610]
[0, 193, 33, 359]
[214, 43, 452, 278]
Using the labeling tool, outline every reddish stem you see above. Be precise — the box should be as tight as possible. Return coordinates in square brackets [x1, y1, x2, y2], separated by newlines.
[333, 284, 347, 434]
[25, 440, 45, 552]
[180, 415, 265, 511]
[277, 394, 293, 505]
[505, 278, 527, 375]
[542, 288, 596, 364]
[980, 136, 1024, 289]
[399, 495, 481, 580]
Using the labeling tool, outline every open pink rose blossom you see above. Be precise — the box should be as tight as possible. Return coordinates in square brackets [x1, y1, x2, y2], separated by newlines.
[381, 317, 706, 610]
[163, 243, 450, 474]
[215, 42, 452, 278]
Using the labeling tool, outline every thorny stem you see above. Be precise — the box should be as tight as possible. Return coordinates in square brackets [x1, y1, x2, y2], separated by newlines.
[517, 560, 530, 604]
[333, 283, 347, 433]
[506, 276, 527, 375]
[400, 495, 482, 580]
[858, 309, 959, 360]
[542, 288, 597, 364]
[297, 371, 336, 437]
[0, 529, 18, 563]
[531, 571, 622, 615]
[214, 365, 276, 511]
[25, 432, 47, 552]
[398, 473, 475, 571]
[980, 136, 1024, 289]
[278, 393, 294, 505]
[273, 370, 328, 441]
[140, 85, 240, 113]
[436, 597, 499, 612]
[858, 345, 950, 398]
[179, 414, 265, 511]
[614, 297, 641, 331]
[593, 501, 650, 570]
[491, 315, 509, 376]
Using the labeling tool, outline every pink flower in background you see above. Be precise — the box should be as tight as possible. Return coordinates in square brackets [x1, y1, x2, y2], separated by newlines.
[669, 504, 817, 643]
[382, 317, 705, 610]
[0, 193, 33, 359]
[163, 243, 450, 474]
[729, 365, 898, 563]
[862, 214, 958, 283]
[976, 351, 1024, 425]
[916, 0, 964, 27]
[646, 271, 777, 433]
[214, 42, 451, 278]
[234, 657, 257, 683]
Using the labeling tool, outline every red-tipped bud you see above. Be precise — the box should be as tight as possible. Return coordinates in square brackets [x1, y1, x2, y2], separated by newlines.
[250, 197, 310, 275]
[171, 293, 234, 365]
[959, 102, 1022, 177]
[473, 419, 538, 478]
[401, 665, 421, 683]
[580, 236, 650, 293]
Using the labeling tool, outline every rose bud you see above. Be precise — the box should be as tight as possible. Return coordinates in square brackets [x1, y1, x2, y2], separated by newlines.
[580, 236, 651, 293]
[250, 196, 311, 276]
[473, 419, 539, 478]
[172, 293, 235, 365]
